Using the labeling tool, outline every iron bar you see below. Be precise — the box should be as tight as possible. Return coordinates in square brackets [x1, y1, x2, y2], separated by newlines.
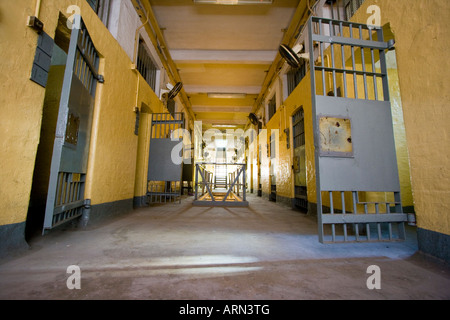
[341, 191, 347, 241]
[330, 191, 335, 241]
[349, 24, 358, 99]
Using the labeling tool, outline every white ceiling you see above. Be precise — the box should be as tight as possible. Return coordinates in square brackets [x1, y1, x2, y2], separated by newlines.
[149, 0, 300, 129]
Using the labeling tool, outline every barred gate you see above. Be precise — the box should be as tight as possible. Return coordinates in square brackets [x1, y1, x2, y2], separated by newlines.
[43, 15, 102, 232]
[147, 113, 185, 203]
[306, 17, 407, 243]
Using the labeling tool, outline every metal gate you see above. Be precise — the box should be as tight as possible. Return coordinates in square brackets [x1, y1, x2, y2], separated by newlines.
[43, 16, 102, 232]
[193, 162, 248, 207]
[307, 17, 407, 243]
[147, 112, 184, 203]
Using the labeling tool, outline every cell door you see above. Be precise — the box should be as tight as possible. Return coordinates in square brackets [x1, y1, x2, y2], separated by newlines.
[307, 17, 407, 243]
[147, 113, 185, 203]
[43, 16, 102, 232]
[292, 107, 308, 211]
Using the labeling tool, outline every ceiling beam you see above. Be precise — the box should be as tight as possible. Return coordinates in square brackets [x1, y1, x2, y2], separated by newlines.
[191, 106, 253, 113]
[199, 119, 249, 125]
[184, 85, 262, 95]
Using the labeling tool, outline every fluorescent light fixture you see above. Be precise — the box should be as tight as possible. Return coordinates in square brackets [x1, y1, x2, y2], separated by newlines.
[193, 0, 272, 4]
[208, 93, 247, 99]
[213, 124, 238, 128]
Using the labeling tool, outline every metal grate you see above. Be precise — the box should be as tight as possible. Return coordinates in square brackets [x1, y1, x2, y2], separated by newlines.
[43, 15, 101, 233]
[292, 108, 305, 148]
[147, 182, 182, 203]
[270, 184, 276, 202]
[147, 113, 185, 204]
[194, 163, 248, 207]
[52, 172, 85, 227]
[86, 0, 111, 26]
[307, 16, 406, 243]
[295, 185, 307, 206]
[268, 95, 276, 121]
[312, 17, 392, 101]
[86, 0, 99, 11]
[137, 40, 158, 92]
[321, 191, 405, 242]
[344, 0, 366, 21]
[287, 61, 307, 96]
[74, 24, 101, 96]
[150, 112, 184, 139]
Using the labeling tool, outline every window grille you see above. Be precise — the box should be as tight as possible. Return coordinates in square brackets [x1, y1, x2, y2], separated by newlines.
[293, 108, 305, 149]
[86, 0, 98, 11]
[86, 0, 111, 26]
[268, 95, 276, 121]
[287, 61, 306, 96]
[137, 40, 158, 92]
[344, 0, 365, 20]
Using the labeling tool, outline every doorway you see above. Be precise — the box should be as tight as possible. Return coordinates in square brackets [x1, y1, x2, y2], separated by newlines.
[26, 23, 69, 240]
[292, 106, 308, 212]
[26, 13, 101, 238]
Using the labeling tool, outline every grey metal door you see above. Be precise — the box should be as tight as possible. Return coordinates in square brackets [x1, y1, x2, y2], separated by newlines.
[43, 16, 102, 232]
[307, 17, 407, 243]
[147, 113, 185, 203]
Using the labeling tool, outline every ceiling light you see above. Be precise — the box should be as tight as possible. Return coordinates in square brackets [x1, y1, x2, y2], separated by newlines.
[193, 0, 273, 5]
[213, 124, 238, 128]
[208, 93, 247, 99]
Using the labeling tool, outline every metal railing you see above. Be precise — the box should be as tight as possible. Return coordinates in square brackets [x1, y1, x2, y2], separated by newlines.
[193, 163, 248, 207]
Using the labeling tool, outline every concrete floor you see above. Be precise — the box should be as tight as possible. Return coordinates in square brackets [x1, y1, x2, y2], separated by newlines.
[0, 194, 449, 300]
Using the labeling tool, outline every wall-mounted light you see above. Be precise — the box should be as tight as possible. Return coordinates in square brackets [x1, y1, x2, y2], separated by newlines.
[193, 0, 272, 5]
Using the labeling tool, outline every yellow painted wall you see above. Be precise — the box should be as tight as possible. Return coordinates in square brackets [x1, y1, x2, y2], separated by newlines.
[278, 73, 316, 204]
[246, 133, 258, 193]
[0, 0, 167, 228]
[257, 129, 269, 196]
[259, 74, 316, 204]
[350, 0, 450, 236]
[0, 0, 46, 226]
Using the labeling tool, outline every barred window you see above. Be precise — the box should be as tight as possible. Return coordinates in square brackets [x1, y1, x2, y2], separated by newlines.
[268, 95, 276, 122]
[137, 40, 158, 92]
[293, 107, 305, 149]
[86, 0, 111, 26]
[344, 0, 366, 20]
[287, 60, 306, 96]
